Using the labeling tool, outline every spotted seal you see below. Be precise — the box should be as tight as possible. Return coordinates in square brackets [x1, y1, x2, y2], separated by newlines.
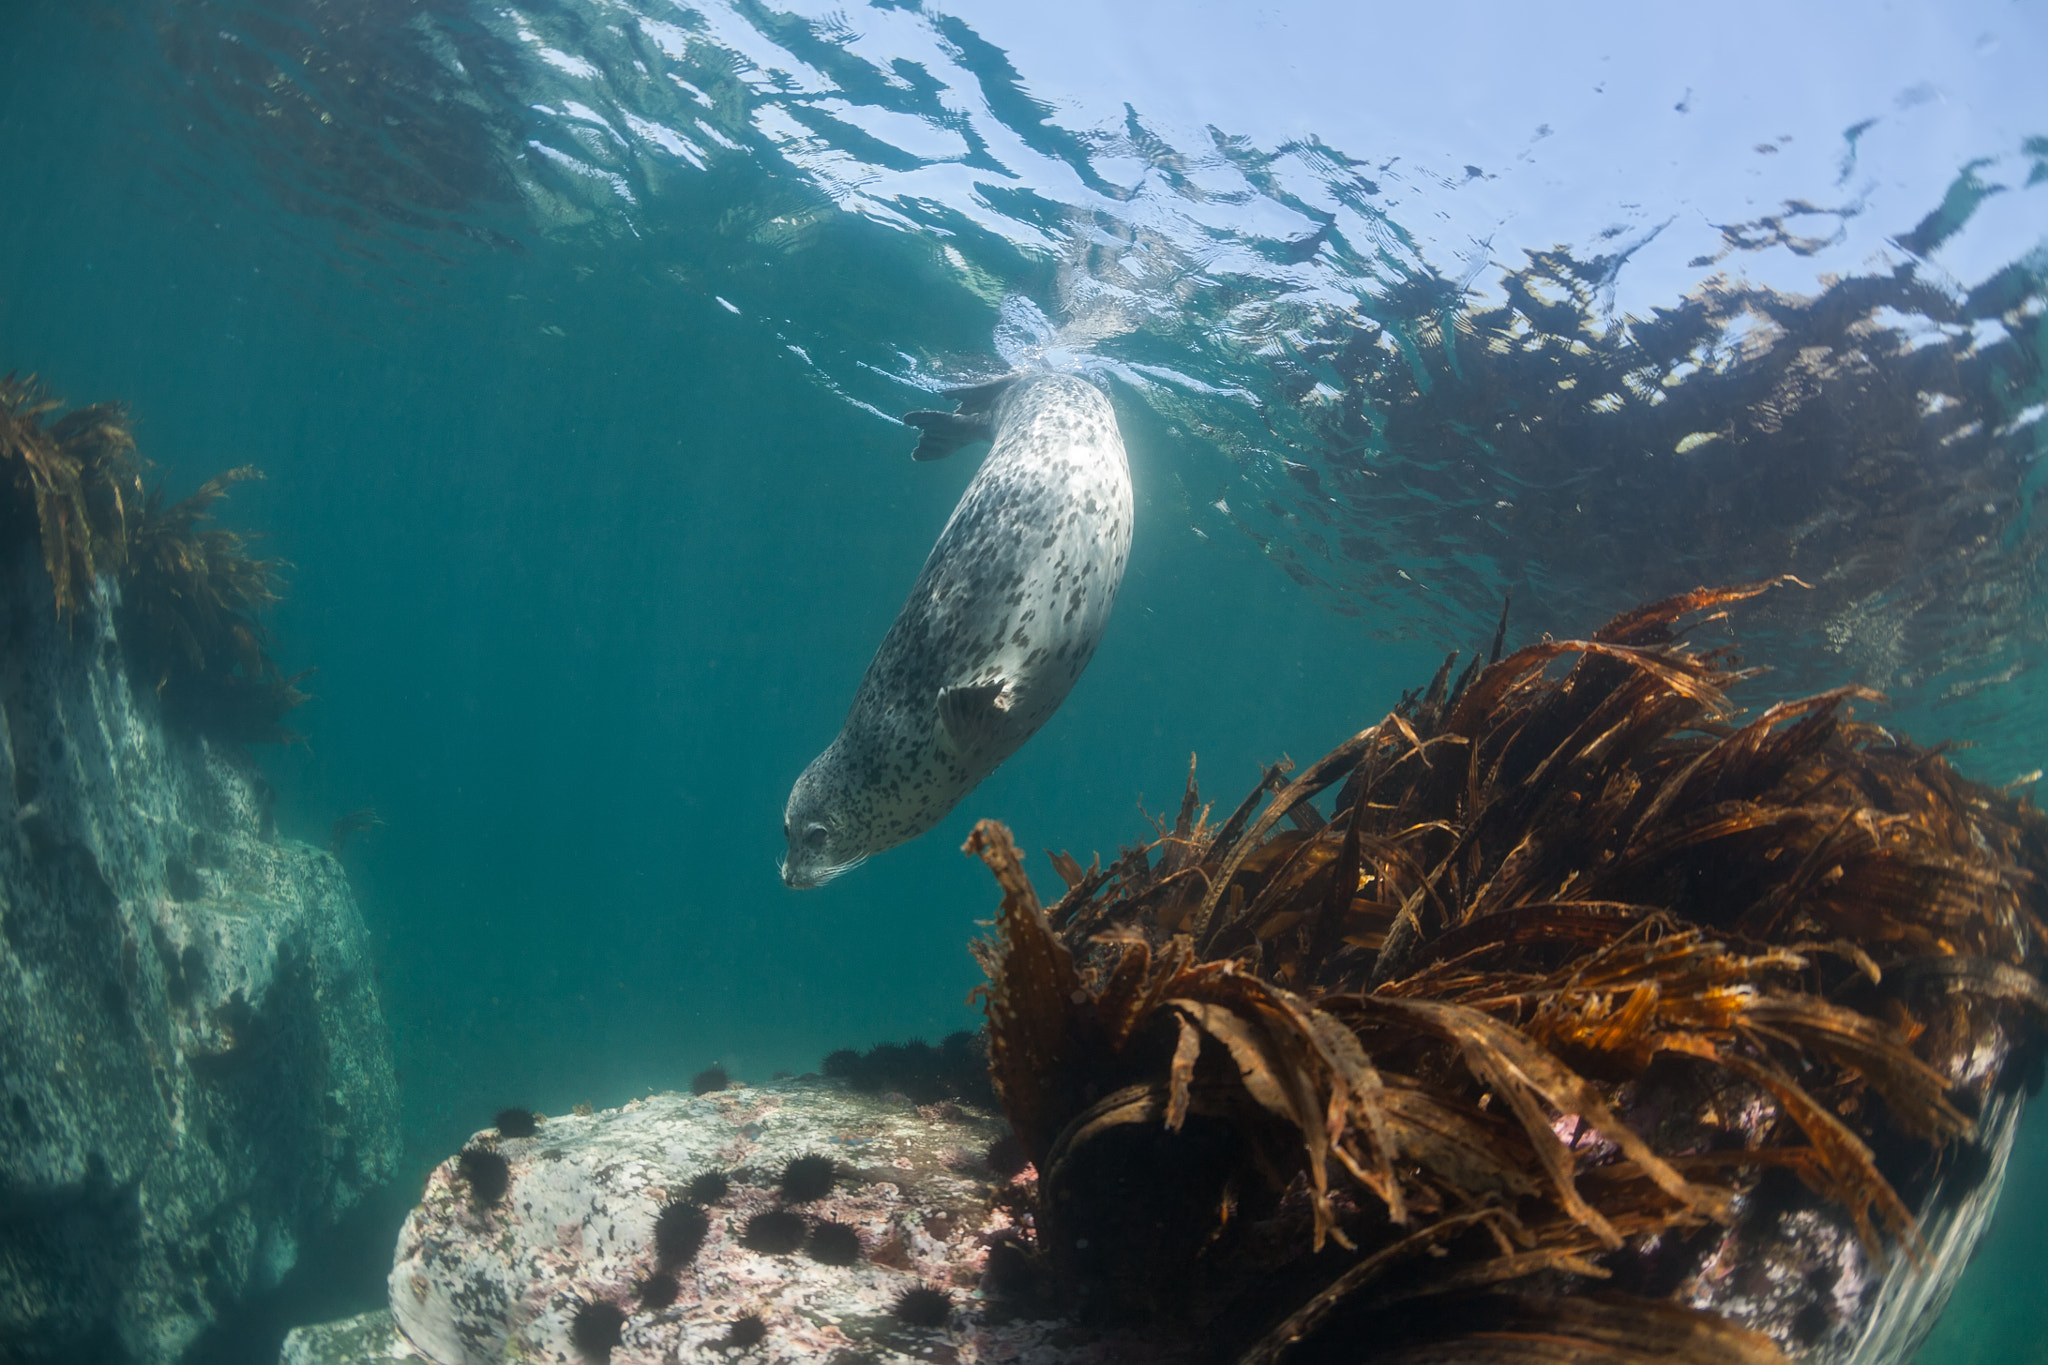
[780, 372, 1133, 888]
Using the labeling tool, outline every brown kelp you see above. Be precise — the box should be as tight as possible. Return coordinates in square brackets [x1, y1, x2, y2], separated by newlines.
[0, 373, 306, 742]
[0, 374, 142, 615]
[968, 580, 2047, 1365]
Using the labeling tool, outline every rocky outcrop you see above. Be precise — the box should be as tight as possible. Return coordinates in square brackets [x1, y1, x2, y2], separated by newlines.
[385, 1082, 1166, 1365]
[278, 1310, 419, 1365]
[0, 543, 399, 1365]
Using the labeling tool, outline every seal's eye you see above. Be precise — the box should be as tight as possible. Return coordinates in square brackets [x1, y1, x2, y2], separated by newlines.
[804, 823, 829, 850]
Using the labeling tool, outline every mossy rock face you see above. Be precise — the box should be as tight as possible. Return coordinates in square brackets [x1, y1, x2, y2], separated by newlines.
[0, 538, 398, 1365]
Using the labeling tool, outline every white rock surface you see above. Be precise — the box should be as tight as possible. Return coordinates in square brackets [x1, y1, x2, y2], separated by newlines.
[281, 1308, 424, 1364]
[0, 545, 399, 1363]
[387, 1082, 1178, 1365]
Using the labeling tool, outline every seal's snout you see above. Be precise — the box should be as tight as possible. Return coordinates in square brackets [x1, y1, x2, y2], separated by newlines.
[780, 858, 818, 891]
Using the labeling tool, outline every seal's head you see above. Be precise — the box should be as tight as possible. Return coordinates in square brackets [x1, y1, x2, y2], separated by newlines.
[780, 757, 866, 890]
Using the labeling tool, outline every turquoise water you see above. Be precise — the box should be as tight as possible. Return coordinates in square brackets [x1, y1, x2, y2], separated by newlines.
[1, 0, 2044, 1359]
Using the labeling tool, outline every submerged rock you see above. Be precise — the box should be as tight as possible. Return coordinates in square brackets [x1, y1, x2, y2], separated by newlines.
[0, 541, 399, 1364]
[279, 1308, 421, 1364]
[386, 1081, 1174, 1365]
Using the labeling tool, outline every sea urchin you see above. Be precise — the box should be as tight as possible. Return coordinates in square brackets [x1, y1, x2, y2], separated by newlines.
[739, 1209, 806, 1255]
[493, 1107, 539, 1138]
[653, 1199, 710, 1267]
[634, 1269, 679, 1311]
[569, 1299, 626, 1361]
[456, 1146, 509, 1208]
[691, 1063, 730, 1095]
[890, 1284, 952, 1329]
[779, 1153, 836, 1203]
[985, 1133, 1027, 1180]
[805, 1219, 862, 1266]
[684, 1169, 732, 1204]
[723, 1313, 768, 1349]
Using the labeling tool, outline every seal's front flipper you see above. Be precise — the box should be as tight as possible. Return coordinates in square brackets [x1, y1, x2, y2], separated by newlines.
[904, 410, 993, 462]
[937, 679, 1012, 751]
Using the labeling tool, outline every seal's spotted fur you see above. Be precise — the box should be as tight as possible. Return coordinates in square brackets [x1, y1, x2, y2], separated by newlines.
[782, 373, 1132, 887]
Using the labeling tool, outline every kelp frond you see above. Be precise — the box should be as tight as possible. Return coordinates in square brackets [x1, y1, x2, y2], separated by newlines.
[1, 373, 141, 615]
[0, 373, 304, 743]
[968, 580, 2047, 1363]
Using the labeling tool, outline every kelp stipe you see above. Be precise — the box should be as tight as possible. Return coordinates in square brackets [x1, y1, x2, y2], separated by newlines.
[968, 580, 2048, 1364]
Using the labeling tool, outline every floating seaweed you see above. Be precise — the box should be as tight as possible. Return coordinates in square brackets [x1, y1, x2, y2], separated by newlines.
[967, 580, 2048, 1364]
[1, 373, 306, 743]
[0, 373, 139, 616]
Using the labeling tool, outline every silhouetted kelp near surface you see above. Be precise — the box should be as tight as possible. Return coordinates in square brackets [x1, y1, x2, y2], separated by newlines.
[968, 581, 2048, 1365]
[1233, 252, 2048, 709]
[0, 373, 309, 743]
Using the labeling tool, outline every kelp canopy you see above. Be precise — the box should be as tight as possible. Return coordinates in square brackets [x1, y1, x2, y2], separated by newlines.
[968, 581, 2048, 1365]
[0, 373, 306, 743]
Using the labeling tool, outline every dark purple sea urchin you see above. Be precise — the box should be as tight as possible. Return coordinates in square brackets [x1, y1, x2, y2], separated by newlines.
[634, 1269, 679, 1311]
[739, 1209, 806, 1255]
[691, 1063, 730, 1095]
[890, 1283, 952, 1329]
[985, 1133, 1027, 1180]
[805, 1219, 862, 1266]
[569, 1298, 627, 1361]
[493, 1107, 538, 1138]
[684, 1169, 732, 1204]
[778, 1153, 836, 1203]
[653, 1199, 710, 1267]
[456, 1146, 509, 1208]
[723, 1313, 768, 1348]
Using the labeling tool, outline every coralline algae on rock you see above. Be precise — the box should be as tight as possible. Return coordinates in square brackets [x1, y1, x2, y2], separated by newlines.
[389, 1081, 1177, 1365]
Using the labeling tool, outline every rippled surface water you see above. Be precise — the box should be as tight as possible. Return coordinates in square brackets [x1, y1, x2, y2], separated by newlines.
[2, 0, 2045, 1358]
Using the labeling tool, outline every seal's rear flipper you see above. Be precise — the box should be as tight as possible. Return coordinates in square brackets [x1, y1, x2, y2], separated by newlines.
[905, 410, 993, 461]
[937, 679, 1012, 751]
[903, 375, 1019, 460]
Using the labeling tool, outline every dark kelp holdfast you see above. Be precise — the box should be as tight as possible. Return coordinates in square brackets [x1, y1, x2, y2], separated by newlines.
[965, 580, 2048, 1365]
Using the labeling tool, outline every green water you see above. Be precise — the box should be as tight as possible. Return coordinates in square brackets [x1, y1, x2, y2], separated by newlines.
[1, 0, 2044, 1360]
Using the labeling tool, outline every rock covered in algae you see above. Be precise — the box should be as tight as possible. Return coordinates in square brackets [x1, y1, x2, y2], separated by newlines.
[279, 1308, 424, 1364]
[0, 537, 399, 1364]
[387, 1080, 1179, 1365]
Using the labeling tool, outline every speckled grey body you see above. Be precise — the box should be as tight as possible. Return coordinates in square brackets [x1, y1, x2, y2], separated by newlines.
[782, 373, 1132, 887]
